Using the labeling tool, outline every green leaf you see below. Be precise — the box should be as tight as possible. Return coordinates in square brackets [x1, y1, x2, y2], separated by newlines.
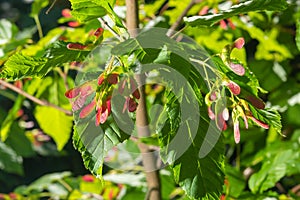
[35, 106, 73, 150]
[0, 95, 24, 141]
[0, 41, 89, 80]
[34, 76, 73, 150]
[25, 171, 71, 193]
[73, 114, 129, 177]
[248, 105, 282, 134]
[225, 165, 246, 198]
[249, 150, 292, 193]
[0, 141, 23, 175]
[0, 53, 47, 80]
[30, 0, 49, 17]
[171, 113, 224, 199]
[43, 41, 90, 72]
[157, 91, 224, 199]
[70, 0, 115, 23]
[296, 18, 300, 51]
[184, 0, 288, 27]
[5, 129, 35, 158]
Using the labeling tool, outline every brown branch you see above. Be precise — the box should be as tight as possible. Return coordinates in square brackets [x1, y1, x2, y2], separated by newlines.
[0, 79, 72, 116]
[166, 0, 198, 37]
[126, 0, 161, 199]
[126, 0, 139, 37]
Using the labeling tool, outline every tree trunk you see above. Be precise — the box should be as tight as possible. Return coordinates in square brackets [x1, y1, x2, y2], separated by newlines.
[125, 1, 162, 199]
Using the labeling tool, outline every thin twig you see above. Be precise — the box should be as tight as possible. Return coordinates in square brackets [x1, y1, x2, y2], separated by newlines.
[46, 0, 58, 14]
[34, 15, 43, 38]
[98, 18, 124, 41]
[166, 0, 199, 37]
[0, 79, 72, 116]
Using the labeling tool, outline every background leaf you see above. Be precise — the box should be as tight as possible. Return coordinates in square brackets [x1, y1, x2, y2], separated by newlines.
[0, 141, 23, 175]
[184, 0, 288, 27]
[34, 76, 73, 150]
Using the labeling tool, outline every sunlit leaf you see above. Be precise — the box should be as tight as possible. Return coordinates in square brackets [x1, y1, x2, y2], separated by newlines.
[70, 0, 116, 23]
[0, 53, 47, 80]
[184, 0, 288, 27]
[34, 76, 73, 150]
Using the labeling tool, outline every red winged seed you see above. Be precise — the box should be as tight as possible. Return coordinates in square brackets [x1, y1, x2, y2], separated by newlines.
[98, 74, 105, 85]
[220, 20, 227, 29]
[79, 100, 96, 119]
[226, 81, 241, 95]
[67, 43, 87, 50]
[128, 98, 137, 112]
[82, 174, 94, 182]
[234, 121, 240, 143]
[229, 62, 245, 76]
[107, 73, 119, 84]
[227, 19, 236, 30]
[100, 109, 109, 124]
[217, 113, 227, 131]
[72, 96, 87, 111]
[247, 115, 269, 129]
[209, 91, 217, 101]
[94, 28, 104, 37]
[243, 114, 249, 129]
[222, 108, 229, 121]
[245, 95, 265, 109]
[62, 9, 72, 18]
[132, 89, 140, 99]
[95, 107, 102, 126]
[68, 21, 80, 27]
[208, 106, 215, 120]
[199, 6, 209, 15]
[80, 85, 94, 97]
[65, 87, 80, 98]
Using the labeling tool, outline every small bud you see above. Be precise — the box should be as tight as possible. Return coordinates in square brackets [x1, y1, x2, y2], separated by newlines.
[234, 37, 245, 49]
[234, 121, 240, 143]
[229, 62, 245, 76]
[226, 81, 241, 95]
[94, 28, 104, 37]
[67, 43, 87, 50]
